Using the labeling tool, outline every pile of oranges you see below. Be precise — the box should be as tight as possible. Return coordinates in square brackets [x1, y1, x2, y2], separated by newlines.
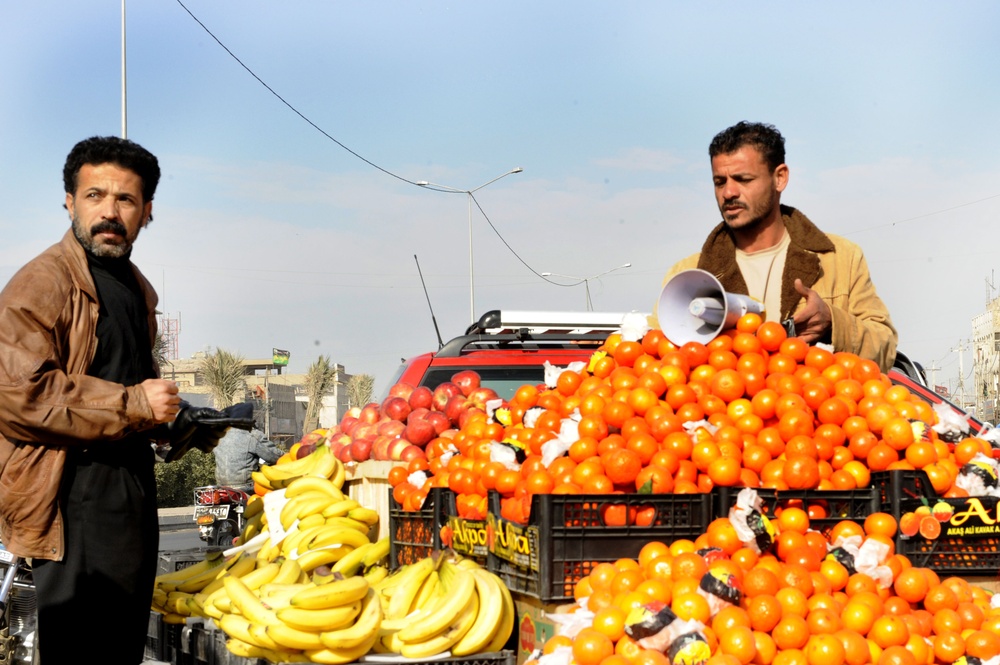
[537, 510, 999, 665]
[388, 315, 986, 524]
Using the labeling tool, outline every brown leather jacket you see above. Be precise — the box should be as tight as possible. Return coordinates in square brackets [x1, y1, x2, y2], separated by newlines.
[0, 230, 159, 560]
[657, 206, 898, 372]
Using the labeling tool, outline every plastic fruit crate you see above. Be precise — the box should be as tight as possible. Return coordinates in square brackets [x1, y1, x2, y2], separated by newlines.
[388, 486, 451, 570]
[487, 490, 713, 603]
[712, 484, 880, 539]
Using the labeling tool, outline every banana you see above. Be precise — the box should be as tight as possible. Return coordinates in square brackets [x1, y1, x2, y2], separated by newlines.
[319, 588, 382, 650]
[225, 637, 310, 663]
[240, 511, 265, 543]
[272, 557, 306, 585]
[329, 541, 376, 577]
[329, 456, 346, 490]
[396, 557, 476, 643]
[255, 536, 276, 563]
[285, 474, 344, 500]
[297, 511, 327, 532]
[281, 492, 336, 531]
[199, 550, 257, 598]
[303, 525, 370, 552]
[363, 536, 391, 568]
[304, 448, 340, 481]
[219, 614, 276, 650]
[320, 498, 361, 519]
[154, 550, 226, 591]
[346, 506, 379, 526]
[222, 575, 280, 626]
[290, 574, 369, 610]
[452, 568, 505, 656]
[242, 560, 282, 590]
[399, 591, 479, 659]
[322, 516, 372, 536]
[485, 568, 516, 653]
[261, 447, 331, 484]
[281, 523, 329, 558]
[409, 569, 441, 614]
[166, 591, 194, 616]
[176, 551, 245, 593]
[276, 599, 363, 632]
[244, 494, 265, 519]
[383, 556, 437, 620]
[305, 635, 378, 665]
[161, 612, 188, 625]
[266, 622, 325, 651]
[251, 470, 274, 492]
[363, 565, 389, 586]
[295, 546, 352, 572]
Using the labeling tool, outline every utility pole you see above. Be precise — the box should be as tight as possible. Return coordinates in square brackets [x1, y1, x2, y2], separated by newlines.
[953, 340, 968, 409]
[925, 361, 940, 391]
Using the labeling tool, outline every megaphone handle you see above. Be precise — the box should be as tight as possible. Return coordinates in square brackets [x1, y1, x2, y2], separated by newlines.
[689, 297, 726, 326]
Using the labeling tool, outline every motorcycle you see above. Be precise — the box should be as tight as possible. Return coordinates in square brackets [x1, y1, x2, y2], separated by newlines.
[193, 485, 249, 548]
[0, 540, 38, 665]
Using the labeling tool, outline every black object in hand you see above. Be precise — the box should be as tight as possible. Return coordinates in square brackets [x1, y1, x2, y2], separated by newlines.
[163, 401, 256, 462]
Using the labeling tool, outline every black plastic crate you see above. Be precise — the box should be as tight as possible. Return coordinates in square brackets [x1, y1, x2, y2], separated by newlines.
[144, 611, 168, 662]
[713, 483, 880, 539]
[157, 548, 212, 576]
[487, 490, 713, 603]
[388, 486, 451, 570]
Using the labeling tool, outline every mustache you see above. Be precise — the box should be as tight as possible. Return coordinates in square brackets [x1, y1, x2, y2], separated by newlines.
[723, 199, 745, 209]
[90, 219, 128, 236]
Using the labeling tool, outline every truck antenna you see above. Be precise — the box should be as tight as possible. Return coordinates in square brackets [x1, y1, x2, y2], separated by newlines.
[414, 254, 445, 350]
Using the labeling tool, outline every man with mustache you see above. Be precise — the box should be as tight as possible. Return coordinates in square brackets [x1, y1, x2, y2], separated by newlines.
[0, 136, 182, 664]
[659, 121, 897, 371]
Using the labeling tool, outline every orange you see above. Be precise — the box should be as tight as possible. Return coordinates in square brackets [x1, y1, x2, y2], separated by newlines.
[835, 629, 871, 665]
[719, 625, 757, 665]
[892, 568, 928, 604]
[591, 605, 627, 642]
[841, 601, 878, 635]
[603, 448, 642, 486]
[672, 551, 709, 582]
[671, 591, 711, 623]
[571, 628, 614, 665]
[964, 629, 1000, 659]
[869, 615, 910, 648]
[804, 634, 846, 665]
[772, 615, 810, 650]
[932, 631, 965, 663]
[747, 594, 784, 632]
[864, 513, 897, 539]
[877, 645, 916, 665]
[744, 567, 781, 598]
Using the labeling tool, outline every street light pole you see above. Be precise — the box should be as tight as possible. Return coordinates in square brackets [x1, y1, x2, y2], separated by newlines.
[542, 263, 632, 311]
[417, 167, 523, 322]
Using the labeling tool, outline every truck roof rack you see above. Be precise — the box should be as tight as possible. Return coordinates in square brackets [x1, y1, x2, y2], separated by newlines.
[465, 309, 633, 335]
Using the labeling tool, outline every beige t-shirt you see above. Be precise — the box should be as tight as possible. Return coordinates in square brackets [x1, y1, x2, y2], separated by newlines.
[735, 230, 790, 322]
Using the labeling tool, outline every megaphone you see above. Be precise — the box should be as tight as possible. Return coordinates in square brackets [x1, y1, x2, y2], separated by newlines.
[658, 269, 765, 345]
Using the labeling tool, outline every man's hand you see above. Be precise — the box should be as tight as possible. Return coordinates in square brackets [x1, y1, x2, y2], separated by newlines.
[141, 378, 181, 424]
[791, 278, 832, 344]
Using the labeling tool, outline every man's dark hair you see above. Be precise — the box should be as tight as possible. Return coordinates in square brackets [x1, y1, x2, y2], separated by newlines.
[709, 122, 786, 172]
[63, 136, 161, 203]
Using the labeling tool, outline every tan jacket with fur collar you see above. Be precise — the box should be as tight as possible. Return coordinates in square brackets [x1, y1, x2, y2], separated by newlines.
[658, 206, 897, 371]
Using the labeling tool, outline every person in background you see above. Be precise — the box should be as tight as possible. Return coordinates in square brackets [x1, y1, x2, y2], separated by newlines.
[0, 136, 181, 664]
[659, 121, 897, 371]
[213, 425, 285, 493]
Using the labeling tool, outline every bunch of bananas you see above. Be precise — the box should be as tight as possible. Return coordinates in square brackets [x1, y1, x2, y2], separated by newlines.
[251, 443, 346, 493]
[373, 551, 514, 659]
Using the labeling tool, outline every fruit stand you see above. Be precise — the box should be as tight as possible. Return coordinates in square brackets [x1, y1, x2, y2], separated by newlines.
[149, 315, 1000, 665]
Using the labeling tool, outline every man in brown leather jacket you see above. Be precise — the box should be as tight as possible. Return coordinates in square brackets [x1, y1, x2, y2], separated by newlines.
[0, 136, 181, 664]
[659, 122, 898, 371]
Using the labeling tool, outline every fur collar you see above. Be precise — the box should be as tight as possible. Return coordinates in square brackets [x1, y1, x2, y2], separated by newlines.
[695, 205, 835, 321]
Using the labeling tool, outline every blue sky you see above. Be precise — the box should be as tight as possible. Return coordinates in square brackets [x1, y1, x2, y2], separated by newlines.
[2, 1, 999, 400]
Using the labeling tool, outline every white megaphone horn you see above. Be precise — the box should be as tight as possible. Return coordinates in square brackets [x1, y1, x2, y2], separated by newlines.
[657, 269, 765, 345]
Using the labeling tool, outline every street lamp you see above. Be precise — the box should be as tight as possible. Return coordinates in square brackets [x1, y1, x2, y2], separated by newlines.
[416, 167, 523, 322]
[542, 263, 632, 311]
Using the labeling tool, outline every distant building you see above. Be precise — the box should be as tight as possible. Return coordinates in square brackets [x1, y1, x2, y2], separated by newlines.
[972, 298, 1000, 423]
[159, 353, 352, 446]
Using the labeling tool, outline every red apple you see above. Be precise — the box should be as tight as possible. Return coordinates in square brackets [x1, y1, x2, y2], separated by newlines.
[294, 442, 317, 459]
[443, 394, 470, 425]
[381, 396, 411, 422]
[404, 416, 436, 448]
[350, 437, 374, 463]
[328, 432, 352, 449]
[387, 438, 412, 461]
[408, 386, 433, 410]
[391, 441, 426, 463]
[388, 382, 415, 401]
[358, 403, 381, 424]
[336, 443, 355, 463]
[377, 419, 406, 438]
[339, 415, 358, 434]
[425, 411, 451, 435]
[451, 370, 481, 397]
[372, 435, 395, 461]
[466, 386, 500, 409]
[431, 382, 462, 412]
[458, 406, 487, 430]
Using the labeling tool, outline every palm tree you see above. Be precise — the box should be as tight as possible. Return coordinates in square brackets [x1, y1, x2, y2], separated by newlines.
[303, 355, 340, 435]
[199, 348, 247, 408]
[347, 374, 375, 409]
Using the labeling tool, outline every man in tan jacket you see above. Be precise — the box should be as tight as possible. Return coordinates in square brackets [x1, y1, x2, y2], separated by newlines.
[659, 121, 897, 372]
[0, 136, 180, 664]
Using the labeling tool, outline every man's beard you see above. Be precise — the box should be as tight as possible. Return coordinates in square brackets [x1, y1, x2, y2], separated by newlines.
[73, 215, 132, 258]
[721, 188, 777, 233]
